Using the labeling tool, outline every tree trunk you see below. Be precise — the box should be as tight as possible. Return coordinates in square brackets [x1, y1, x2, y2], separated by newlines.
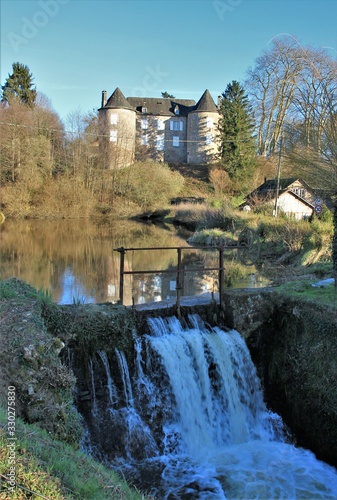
[333, 194, 337, 288]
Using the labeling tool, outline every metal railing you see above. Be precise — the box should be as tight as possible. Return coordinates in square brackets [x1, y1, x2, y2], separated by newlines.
[114, 245, 233, 311]
[114, 231, 260, 310]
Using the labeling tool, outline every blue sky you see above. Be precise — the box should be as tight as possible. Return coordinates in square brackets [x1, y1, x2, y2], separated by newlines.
[1, 0, 337, 124]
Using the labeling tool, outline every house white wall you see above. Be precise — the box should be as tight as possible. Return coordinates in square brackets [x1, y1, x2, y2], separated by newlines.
[277, 192, 313, 219]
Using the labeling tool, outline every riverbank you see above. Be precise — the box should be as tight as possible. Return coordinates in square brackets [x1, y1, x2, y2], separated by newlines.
[0, 279, 149, 499]
[1, 276, 337, 496]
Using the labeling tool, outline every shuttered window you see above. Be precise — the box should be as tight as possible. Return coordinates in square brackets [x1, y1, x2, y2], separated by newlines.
[170, 120, 183, 131]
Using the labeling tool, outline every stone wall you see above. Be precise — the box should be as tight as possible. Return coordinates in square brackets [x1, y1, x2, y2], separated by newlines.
[187, 111, 219, 164]
[98, 107, 136, 168]
[163, 116, 187, 163]
[222, 288, 337, 468]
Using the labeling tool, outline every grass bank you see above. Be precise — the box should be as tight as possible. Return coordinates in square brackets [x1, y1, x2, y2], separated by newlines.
[173, 203, 334, 280]
[0, 407, 146, 499]
[0, 279, 148, 499]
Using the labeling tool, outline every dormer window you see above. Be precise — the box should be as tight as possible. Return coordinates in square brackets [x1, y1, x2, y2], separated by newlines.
[174, 105, 180, 115]
[142, 107, 147, 114]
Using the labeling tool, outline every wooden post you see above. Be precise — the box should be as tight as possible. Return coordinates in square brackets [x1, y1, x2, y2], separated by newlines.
[219, 246, 225, 310]
[117, 247, 126, 305]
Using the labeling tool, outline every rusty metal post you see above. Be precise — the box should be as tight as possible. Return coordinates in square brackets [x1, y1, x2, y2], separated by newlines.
[219, 246, 225, 310]
[176, 247, 183, 316]
[117, 247, 126, 305]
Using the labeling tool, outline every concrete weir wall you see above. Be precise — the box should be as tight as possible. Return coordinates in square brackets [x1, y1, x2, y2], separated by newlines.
[221, 288, 337, 468]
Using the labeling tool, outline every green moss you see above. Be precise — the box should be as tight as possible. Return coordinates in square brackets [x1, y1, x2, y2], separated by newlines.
[41, 302, 137, 365]
[0, 278, 82, 446]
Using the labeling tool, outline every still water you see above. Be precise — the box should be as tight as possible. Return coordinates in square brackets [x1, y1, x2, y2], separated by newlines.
[0, 219, 267, 305]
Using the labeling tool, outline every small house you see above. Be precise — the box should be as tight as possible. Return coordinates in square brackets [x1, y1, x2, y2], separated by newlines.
[244, 178, 316, 219]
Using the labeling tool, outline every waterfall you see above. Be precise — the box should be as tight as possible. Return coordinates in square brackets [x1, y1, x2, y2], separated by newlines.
[87, 357, 98, 416]
[146, 317, 272, 458]
[97, 350, 118, 406]
[115, 348, 134, 406]
[83, 315, 337, 499]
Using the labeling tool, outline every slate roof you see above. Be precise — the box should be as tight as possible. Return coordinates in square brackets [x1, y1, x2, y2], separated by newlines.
[252, 177, 312, 195]
[104, 87, 135, 110]
[244, 177, 315, 209]
[126, 97, 196, 116]
[193, 89, 218, 113]
[101, 88, 219, 116]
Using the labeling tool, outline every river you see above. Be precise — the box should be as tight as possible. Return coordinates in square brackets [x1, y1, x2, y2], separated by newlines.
[0, 219, 268, 305]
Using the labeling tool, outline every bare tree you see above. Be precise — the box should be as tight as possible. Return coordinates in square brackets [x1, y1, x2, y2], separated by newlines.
[246, 36, 306, 156]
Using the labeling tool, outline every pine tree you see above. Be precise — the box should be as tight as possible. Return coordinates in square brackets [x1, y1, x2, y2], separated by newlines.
[1, 62, 37, 107]
[161, 91, 175, 98]
[218, 81, 257, 187]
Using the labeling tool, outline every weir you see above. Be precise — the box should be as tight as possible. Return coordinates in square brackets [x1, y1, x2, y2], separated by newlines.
[69, 313, 337, 499]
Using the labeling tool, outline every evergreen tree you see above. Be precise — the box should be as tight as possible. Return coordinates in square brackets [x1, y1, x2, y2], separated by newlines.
[218, 81, 257, 186]
[161, 91, 175, 98]
[1, 62, 37, 107]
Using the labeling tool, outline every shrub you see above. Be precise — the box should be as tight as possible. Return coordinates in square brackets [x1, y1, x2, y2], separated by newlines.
[119, 162, 184, 210]
[188, 228, 227, 246]
[173, 203, 235, 231]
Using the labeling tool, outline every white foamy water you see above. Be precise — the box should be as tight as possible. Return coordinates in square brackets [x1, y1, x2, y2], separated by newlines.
[142, 315, 337, 499]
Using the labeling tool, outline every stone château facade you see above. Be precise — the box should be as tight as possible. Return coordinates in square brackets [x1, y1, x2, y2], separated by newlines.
[98, 88, 220, 168]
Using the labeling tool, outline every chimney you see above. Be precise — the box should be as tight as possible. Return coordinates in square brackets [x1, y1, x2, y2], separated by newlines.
[101, 90, 107, 107]
[217, 95, 222, 108]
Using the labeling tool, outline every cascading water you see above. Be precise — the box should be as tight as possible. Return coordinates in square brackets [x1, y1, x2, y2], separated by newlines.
[97, 350, 118, 406]
[80, 315, 337, 499]
[87, 357, 98, 416]
[114, 348, 134, 406]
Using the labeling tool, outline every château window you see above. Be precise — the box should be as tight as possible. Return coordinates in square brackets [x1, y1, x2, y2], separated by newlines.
[141, 134, 148, 146]
[156, 136, 164, 151]
[173, 136, 179, 147]
[170, 120, 183, 131]
[157, 119, 165, 131]
[142, 107, 147, 114]
[110, 130, 117, 142]
[141, 119, 148, 130]
[206, 134, 213, 145]
[110, 113, 118, 125]
[206, 117, 214, 128]
[174, 105, 180, 115]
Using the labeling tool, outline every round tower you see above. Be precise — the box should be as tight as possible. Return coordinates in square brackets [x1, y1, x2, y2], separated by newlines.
[98, 88, 136, 168]
[187, 90, 219, 164]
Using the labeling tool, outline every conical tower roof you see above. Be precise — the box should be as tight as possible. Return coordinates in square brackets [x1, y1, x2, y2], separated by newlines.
[104, 87, 135, 110]
[194, 89, 217, 112]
